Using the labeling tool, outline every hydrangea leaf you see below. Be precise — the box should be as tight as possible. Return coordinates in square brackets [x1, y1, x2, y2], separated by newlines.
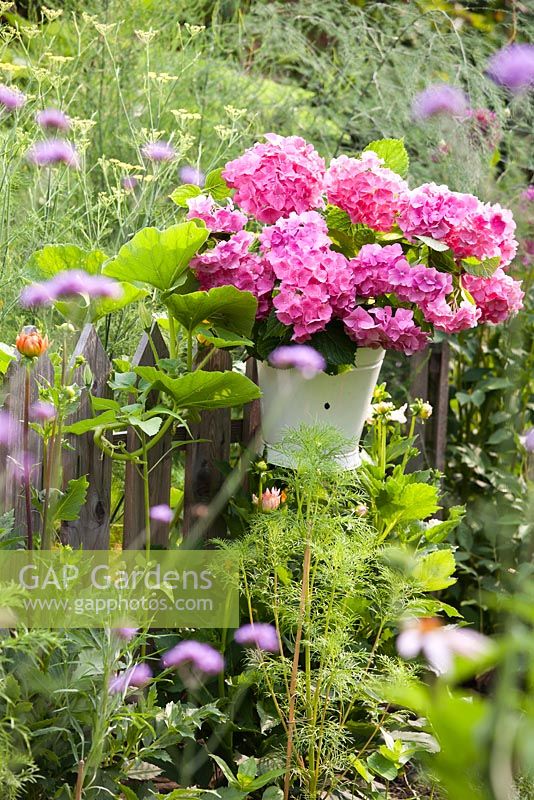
[460, 255, 500, 278]
[103, 222, 208, 291]
[135, 367, 261, 409]
[166, 285, 257, 335]
[170, 183, 202, 208]
[309, 319, 358, 368]
[363, 138, 409, 177]
[204, 167, 232, 201]
[27, 244, 108, 278]
[412, 548, 457, 591]
[415, 235, 450, 252]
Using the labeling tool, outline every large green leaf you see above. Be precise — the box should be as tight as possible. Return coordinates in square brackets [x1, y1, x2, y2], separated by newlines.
[166, 285, 257, 335]
[135, 366, 261, 409]
[413, 548, 457, 591]
[92, 282, 148, 321]
[53, 476, 89, 522]
[27, 244, 108, 278]
[0, 342, 16, 375]
[363, 138, 409, 177]
[103, 222, 208, 291]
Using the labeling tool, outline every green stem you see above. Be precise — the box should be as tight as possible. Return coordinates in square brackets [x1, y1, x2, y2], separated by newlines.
[168, 311, 177, 360]
[187, 329, 193, 372]
[23, 364, 33, 551]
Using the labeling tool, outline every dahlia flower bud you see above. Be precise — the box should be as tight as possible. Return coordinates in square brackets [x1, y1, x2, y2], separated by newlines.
[252, 487, 285, 512]
[15, 326, 49, 359]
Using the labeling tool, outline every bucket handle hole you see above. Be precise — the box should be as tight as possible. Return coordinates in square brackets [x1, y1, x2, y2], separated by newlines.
[324, 402, 331, 410]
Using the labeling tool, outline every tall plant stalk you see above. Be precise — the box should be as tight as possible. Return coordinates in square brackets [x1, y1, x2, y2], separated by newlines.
[23, 364, 33, 551]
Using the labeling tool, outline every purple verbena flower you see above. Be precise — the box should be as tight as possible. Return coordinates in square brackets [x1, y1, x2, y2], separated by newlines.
[113, 627, 139, 641]
[234, 623, 280, 653]
[35, 107, 70, 132]
[20, 271, 122, 307]
[179, 165, 205, 186]
[486, 44, 534, 93]
[141, 140, 176, 162]
[412, 84, 469, 120]
[121, 175, 138, 191]
[520, 427, 534, 453]
[0, 84, 26, 111]
[0, 410, 17, 448]
[30, 401, 56, 423]
[521, 186, 534, 202]
[109, 663, 153, 694]
[27, 139, 79, 168]
[161, 640, 224, 675]
[268, 345, 326, 379]
[149, 504, 174, 523]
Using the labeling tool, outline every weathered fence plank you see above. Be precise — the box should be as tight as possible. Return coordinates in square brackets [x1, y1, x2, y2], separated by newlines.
[0, 352, 53, 539]
[60, 324, 113, 550]
[408, 342, 450, 472]
[123, 324, 172, 550]
[182, 347, 232, 544]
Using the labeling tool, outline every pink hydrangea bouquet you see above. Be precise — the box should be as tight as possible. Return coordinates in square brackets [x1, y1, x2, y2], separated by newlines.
[178, 133, 523, 369]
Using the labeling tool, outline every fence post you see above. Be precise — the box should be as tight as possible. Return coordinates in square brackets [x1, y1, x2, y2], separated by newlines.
[408, 342, 450, 472]
[182, 347, 233, 545]
[0, 352, 53, 539]
[123, 324, 172, 550]
[60, 324, 113, 550]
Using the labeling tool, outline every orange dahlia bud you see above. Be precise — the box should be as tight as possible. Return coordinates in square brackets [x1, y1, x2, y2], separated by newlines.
[15, 326, 49, 358]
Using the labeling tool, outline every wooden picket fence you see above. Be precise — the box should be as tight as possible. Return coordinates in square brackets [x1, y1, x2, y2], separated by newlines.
[0, 323, 449, 550]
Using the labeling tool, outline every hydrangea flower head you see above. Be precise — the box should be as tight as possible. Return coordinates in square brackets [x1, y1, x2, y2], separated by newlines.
[235, 623, 280, 652]
[325, 151, 408, 232]
[36, 107, 70, 131]
[187, 194, 247, 233]
[27, 139, 79, 168]
[0, 84, 26, 111]
[422, 298, 481, 333]
[344, 306, 428, 355]
[141, 140, 176, 162]
[462, 269, 524, 324]
[222, 133, 325, 223]
[486, 44, 534, 93]
[412, 83, 469, 120]
[192, 231, 274, 318]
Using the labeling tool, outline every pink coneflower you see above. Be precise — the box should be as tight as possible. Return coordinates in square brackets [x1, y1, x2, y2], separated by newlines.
[179, 165, 205, 186]
[0, 84, 26, 111]
[108, 663, 153, 694]
[486, 43, 534, 93]
[30, 401, 56, 422]
[412, 84, 469, 120]
[269, 345, 326, 379]
[27, 139, 79, 168]
[234, 623, 279, 653]
[162, 640, 224, 676]
[397, 618, 490, 675]
[35, 107, 70, 132]
[141, 140, 176, 162]
[149, 504, 174, 523]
